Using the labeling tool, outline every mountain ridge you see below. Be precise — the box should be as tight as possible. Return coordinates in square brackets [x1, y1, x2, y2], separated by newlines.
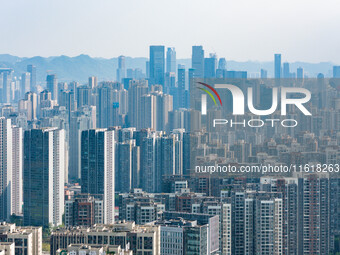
[0, 54, 335, 84]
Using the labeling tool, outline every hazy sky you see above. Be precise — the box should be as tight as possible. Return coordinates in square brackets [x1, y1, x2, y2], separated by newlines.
[1, 0, 340, 62]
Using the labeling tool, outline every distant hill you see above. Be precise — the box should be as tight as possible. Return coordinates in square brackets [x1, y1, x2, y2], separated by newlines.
[0, 54, 335, 85]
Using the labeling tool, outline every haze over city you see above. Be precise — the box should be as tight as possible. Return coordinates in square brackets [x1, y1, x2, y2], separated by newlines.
[1, 1, 340, 255]
[2, 0, 340, 62]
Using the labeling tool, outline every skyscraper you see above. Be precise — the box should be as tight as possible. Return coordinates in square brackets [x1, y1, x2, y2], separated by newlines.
[11, 126, 23, 217]
[216, 58, 227, 78]
[140, 94, 156, 130]
[188, 68, 196, 91]
[20, 72, 31, 99]
[81, 129, 115, 224]
[69, 107, 96, 180]
[297, 67, 304, 79]
[177, 67, 186, 109]
[19, 92, 38, 121]
[149, 45, 165, 85]
[46, 74, 58, 101]
[97, 82, 120, 128]
[274, 54, 282, 79]
[218, 58, 227, 70]
[0, 118, 13, 221]
[165, 72, 176, 94]
[88, 76, 97, 89]
[116, 140, 140, 193]
[59, 90, 77, 123]
[260, 69, 268, 79]
[117, 56, 126, 82]
[333, 66, 340, 78]
[140, 132, 158, 193]
[77, 86, 92, 107]
[154, 92, 173, 131]
[283, 62, 290, 78]
[204, 53, 217, 78]
[192, 46, 205, 78]
[128, 80, 148, 129]
[166, 47, 176, 74]
[1, 69, 13, 104]
[23, 128, 65, 227]
[27, 65, 36, 90]
[297, 173, 330, 255]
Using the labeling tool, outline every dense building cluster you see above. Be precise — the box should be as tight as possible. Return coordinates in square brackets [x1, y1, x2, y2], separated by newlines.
[0, 46, 339, 254]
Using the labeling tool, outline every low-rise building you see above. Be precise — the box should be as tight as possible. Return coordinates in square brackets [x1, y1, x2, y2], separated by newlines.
[0, 242, 15, 255]
[65, 194, 104, 227]
[56, 244, 132, 255]
[0, 223, 42, 255]
[51, 222, 160, 255]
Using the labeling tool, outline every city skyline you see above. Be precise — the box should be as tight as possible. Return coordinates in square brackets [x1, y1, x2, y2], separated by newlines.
[1, 1, 340, 254]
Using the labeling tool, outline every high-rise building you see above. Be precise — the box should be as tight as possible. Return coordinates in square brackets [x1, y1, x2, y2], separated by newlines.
[117, 56, 126, 82]
[192, 46, 205, 78]
[46, 74, 58, 101]
[333, 66, 340, 78]
[18, 92, 38, 121]
[88, 76, 97, 89]
[128, 80, 148, 129]
[146, 61, 150, 78]
[96, 83, 121, 128]
[297, 67, 304, 79]
[204, 54, 217, 78]
[274, 54, 282, 79]
[11, 126, 23, 217]
[218, 58, 227, 70]
[0, 118, 13, 224]
[126, 68, 134, 79]
[260, 69, 268, 79]
[69, 107, 96, 180]
[140, 132, 158, 193]
[216, 58, 227, 78]
[57, 82, 68, 103]
[165, 72, 176, 94]
[149, 45, 165, 85]
[1, 69, 13, 104]
[0, 118, 23, 221]
[23, 128, 65, 227]
[154, 92, 173, 131]
[81, 129, 115, 224]
[283, 62, 290, 78]
[27, 65, 36, 90]
[255, 198, 283, 254]
[140, 94, 156, 130]
[116, 140, 140, 193]
[59, 90, 77, 121]
[39, 90, 57, 117]
[166, 47, 176, 74]
[77, 86, 92, 107]
[177, 67, 186, 109]
[297, 173, 330, 255]
[261, 174, 331, 255]
[188, 68, 196, 91]
[20, 72, 31, 99]
[68, 81, 78, 95]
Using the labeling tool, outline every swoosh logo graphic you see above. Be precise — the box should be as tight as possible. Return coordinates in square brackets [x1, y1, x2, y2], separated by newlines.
[198, 87, 217, 106]
[197, 82, 223, 106]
